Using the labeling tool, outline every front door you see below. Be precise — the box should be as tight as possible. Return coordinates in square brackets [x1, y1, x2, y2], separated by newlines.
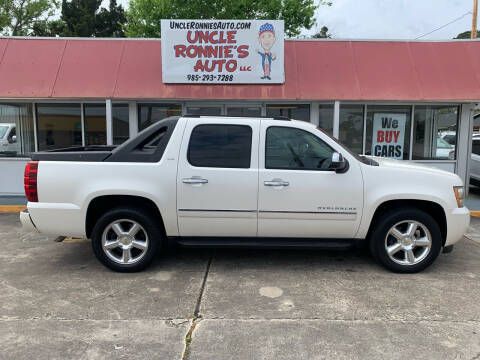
[177, 118, 260, 237]
[258, 121, 364, 238]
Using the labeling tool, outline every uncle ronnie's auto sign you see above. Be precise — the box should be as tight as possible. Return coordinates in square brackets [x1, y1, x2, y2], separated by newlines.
[160, 19, 285, 84]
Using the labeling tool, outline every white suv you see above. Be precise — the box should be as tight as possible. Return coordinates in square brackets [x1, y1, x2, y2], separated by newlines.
[20, 116, 470, 273]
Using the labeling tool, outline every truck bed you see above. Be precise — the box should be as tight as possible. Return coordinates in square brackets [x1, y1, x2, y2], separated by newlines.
[29, 117, 180, 163]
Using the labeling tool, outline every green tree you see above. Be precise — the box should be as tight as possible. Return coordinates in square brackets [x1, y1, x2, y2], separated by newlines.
[95, 0, 126, 37]
[0, 0, 58, 35]
[125, 0, 331, 38]
[32, 19, 67, 36]
[0, 0, 10, 31]
[455, 30, 480, 39]
[61, 0, 101, 36]
[311, 25, 331, 38]
[32, 0, 126, 37]
[125, 0, 173, 38]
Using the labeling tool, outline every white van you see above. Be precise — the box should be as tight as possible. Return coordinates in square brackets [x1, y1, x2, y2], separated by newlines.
[0, 123, 17, 156]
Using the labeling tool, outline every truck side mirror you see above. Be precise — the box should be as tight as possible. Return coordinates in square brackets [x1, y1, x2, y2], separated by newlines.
[8, 135, 16, 144]
[330, 152, 347, 172]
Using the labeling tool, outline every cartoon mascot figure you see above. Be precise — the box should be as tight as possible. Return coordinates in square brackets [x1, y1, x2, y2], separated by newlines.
[257, 23, 277, 80]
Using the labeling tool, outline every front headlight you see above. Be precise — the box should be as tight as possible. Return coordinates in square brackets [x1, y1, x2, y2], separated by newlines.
[453, 186, 464, 208]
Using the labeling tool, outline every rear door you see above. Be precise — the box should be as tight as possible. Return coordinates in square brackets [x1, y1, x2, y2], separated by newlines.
[176, 118, 260, 237]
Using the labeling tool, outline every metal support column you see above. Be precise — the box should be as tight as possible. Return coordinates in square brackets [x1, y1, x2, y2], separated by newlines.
[106, 99, 113, 145]
[333, 101, 340, 139]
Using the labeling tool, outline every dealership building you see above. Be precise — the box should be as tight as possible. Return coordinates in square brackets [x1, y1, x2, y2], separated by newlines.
[0, 35, 479, 196]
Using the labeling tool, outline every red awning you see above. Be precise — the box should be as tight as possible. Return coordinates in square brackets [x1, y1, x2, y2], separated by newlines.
[1, 37, 480, 101]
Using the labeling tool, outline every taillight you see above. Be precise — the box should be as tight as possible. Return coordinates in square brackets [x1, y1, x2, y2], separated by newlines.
[449, 150, 455, 160]
[24, 161, 39, 202]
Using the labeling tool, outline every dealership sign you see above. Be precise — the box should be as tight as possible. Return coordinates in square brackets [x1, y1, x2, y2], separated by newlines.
[160, 20, 285, 84]
[371, 113, 406, 160]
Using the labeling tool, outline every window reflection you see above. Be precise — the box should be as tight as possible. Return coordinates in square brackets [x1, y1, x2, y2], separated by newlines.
[0, 103, 34, 157]
[318, 104, 334, 135]
[138, 103, 182, 131]
[266, 104, 310, 122]
[113, 104, 130, 145]
[339, 105, 364, 154]
[36, 104, 81, 151]
[186, 107, 222, 116]
[412, 106, 458, 160]
[84, 104, 106, 145]
[226, 107, 261, 117]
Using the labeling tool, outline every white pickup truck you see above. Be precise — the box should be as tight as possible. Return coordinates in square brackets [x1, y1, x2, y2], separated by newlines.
[20, 115, 470, 273]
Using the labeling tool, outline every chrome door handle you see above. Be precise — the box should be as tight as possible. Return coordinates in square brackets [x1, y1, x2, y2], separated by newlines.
[182, 178, 208, 184]
[264, 180, 289, 186]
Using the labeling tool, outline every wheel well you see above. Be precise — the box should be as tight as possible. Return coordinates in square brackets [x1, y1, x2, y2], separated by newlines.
[85, 195, 165, 239]
[366, 199, 447, 245]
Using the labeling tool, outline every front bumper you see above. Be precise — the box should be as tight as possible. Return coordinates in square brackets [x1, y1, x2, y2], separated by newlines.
[445, 206, 470, 246]
[19, 209, 37, 232]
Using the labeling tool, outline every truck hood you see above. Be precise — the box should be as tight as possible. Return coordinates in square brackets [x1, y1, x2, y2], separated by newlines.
[369, 156, 460, 179]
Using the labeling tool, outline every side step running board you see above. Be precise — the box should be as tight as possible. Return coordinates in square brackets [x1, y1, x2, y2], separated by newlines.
[171, 237, 360, 250]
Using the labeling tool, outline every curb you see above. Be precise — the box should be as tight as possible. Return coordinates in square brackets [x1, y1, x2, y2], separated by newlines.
[0, 205, 26, 213]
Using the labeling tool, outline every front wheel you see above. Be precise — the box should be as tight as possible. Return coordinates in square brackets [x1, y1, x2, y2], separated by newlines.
[91, 207, 162, 272]
[369, 208, 442, 273]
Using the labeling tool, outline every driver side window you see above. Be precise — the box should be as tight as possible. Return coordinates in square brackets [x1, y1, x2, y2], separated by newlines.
[265, 126, 334, 170]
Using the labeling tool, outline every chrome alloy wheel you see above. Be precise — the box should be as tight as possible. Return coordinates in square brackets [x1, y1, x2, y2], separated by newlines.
[101, 219, 149, 265]
[384, 220, 432, 266]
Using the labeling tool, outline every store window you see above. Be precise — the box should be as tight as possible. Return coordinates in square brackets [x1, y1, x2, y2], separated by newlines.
[188, 124, 252, 168]
[0, 103, 35, 157]
[186, 106, 222, 116]
[412, 105, 459, 160]
[318, 104, 334, 135]
[339, 104, 364, 154]
[113, 104, 130, 145]
[138, 103, 182, 131]
[37, 104, 82, 151]
[84, 104, 106, 145]
[266, 104, 310, 122]
[226, 106, 261, 117]
[365, 105, 411, 160]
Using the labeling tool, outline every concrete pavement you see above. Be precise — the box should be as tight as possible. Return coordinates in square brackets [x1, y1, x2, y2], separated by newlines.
[1, 212, 480, 359]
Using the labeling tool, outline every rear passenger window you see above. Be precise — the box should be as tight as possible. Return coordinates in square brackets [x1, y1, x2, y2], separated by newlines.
[188, 124, 252, 168]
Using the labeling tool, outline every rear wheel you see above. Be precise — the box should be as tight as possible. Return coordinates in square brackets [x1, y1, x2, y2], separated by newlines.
[369, 208, 442, 273]
[91, 207, 162, 272]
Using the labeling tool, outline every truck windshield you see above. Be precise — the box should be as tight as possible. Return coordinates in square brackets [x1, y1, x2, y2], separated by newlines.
[0, 126, 8, 139]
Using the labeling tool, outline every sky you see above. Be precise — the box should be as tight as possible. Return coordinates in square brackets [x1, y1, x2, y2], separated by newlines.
[308, 0, 473, 40]
[111, 0, 474, 40]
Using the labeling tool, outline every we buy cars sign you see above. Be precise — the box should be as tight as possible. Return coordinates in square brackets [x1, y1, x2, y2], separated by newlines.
[371, 113, 406, 160]
[160, 19, 285, 84]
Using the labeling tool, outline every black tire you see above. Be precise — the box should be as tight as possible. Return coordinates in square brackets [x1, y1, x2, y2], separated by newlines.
[91, 207, 162, 272]
[369, 208, 442, 273]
